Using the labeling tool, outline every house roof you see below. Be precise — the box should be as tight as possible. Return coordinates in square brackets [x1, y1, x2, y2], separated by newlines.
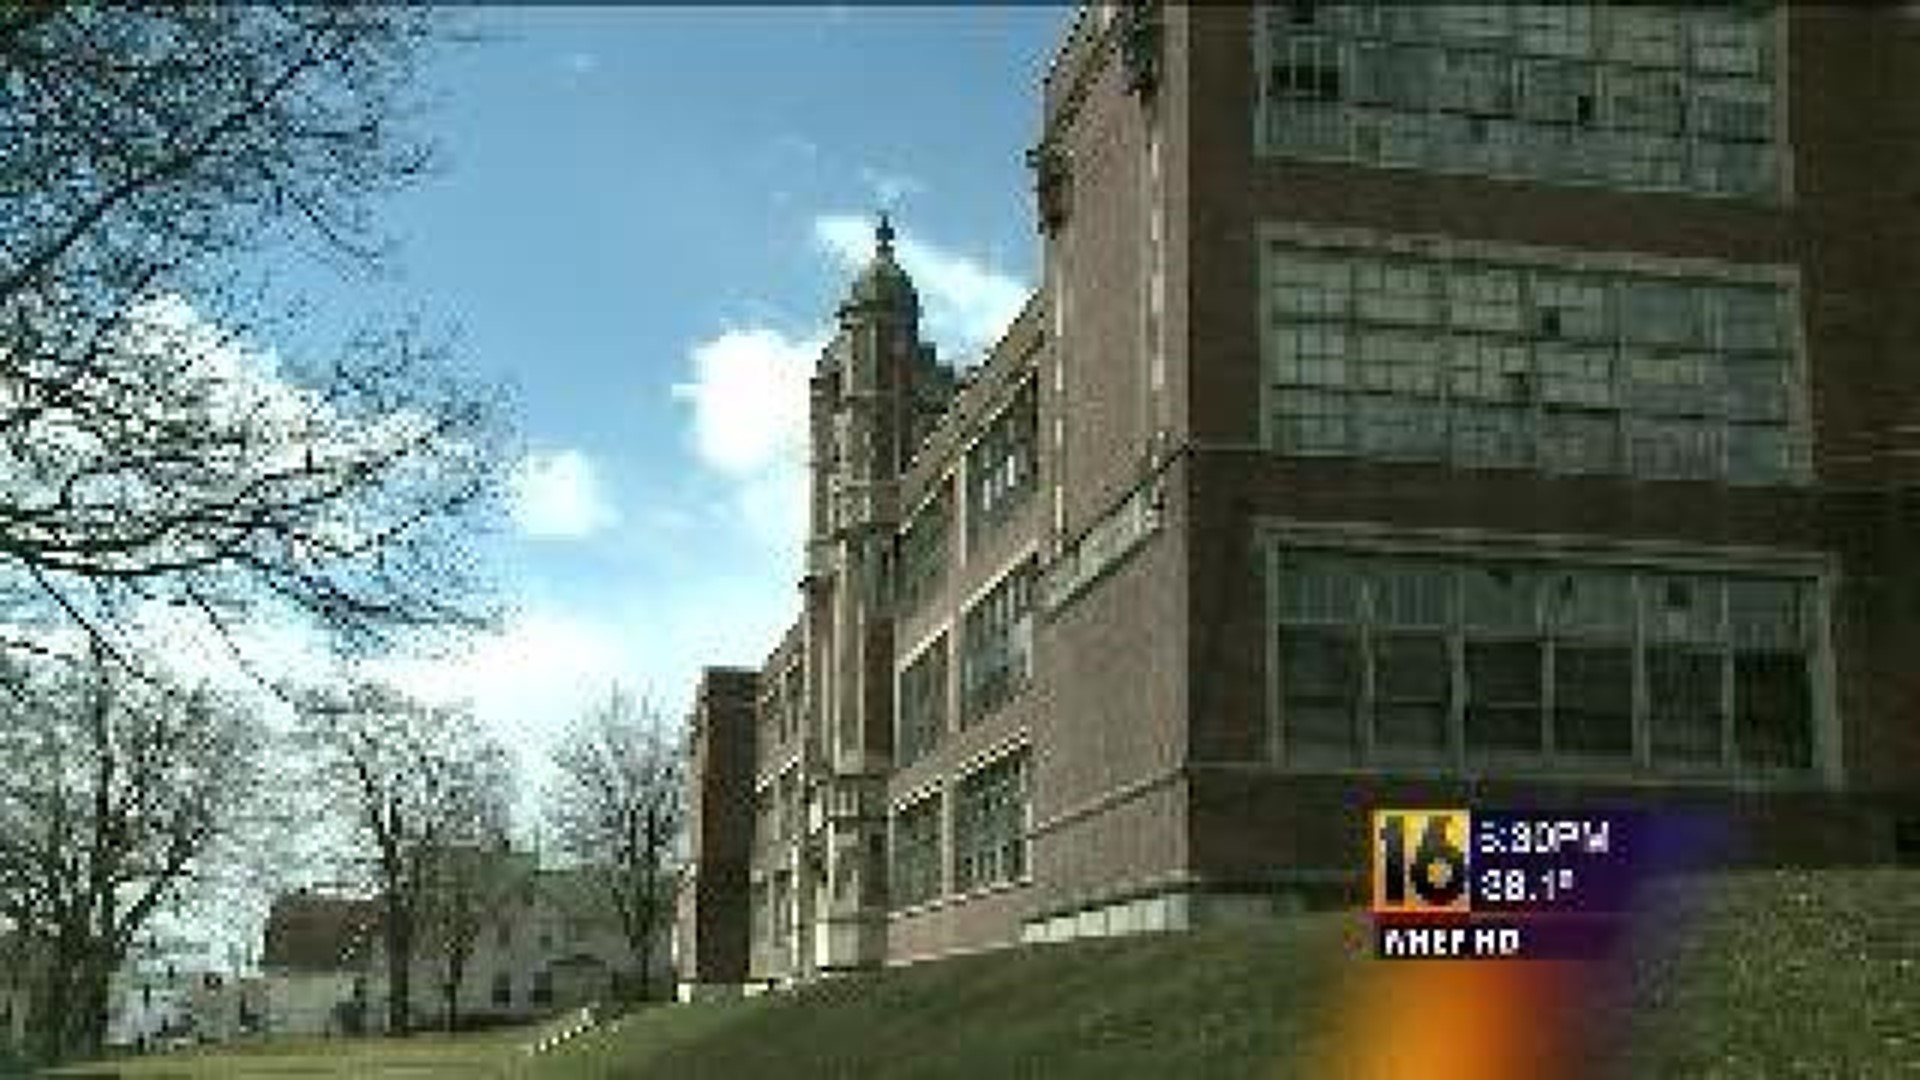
[260, 892, 379, 973]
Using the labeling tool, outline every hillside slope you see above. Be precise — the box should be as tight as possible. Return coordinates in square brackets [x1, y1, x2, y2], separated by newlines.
[540, 869, 1916, 1079]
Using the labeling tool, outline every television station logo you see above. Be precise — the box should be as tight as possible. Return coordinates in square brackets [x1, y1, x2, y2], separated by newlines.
[1370, 808, 1646, 962]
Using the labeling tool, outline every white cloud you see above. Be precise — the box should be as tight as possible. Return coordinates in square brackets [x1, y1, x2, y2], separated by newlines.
[812, 214, 1030, 359]
[508, 449, 619, 539]
[669, 328, 818, 554]
[372, 586, 800, 810]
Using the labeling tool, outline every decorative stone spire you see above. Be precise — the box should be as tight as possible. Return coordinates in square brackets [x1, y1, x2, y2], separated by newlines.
[842, 211, 917, 315]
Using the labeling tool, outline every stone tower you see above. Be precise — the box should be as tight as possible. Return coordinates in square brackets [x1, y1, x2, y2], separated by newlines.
[797, 216, 950, 974]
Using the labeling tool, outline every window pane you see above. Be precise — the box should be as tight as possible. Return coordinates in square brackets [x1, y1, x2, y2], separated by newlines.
[1538, 345, 1615, 407]
[1649, 648, 1723, 765]
[1280, 629, 1361, 759]
[1690, 10, 1770, 76]
[1735, 652, 1812, 770]
[1375, 634, 1451, 759]
[1608, 130, 1686, 189]
[1709, 287, 1786, 353]
[966, 382, 1038, 539]
[1268, 100, 1348, 156]
[1631, 416, 1721, 480]
[890, 798, 942, 909]
[1371, 560, 1455, 627]
[1357, 395, 1447, 459]
[1453, 403, 1532, 467]
[1448, 266, 1524, 333]
[1352, 43, 1432, 109]
[1553, 645, 1634, 757]
[1351, 107, 1427, 166]
[1546, 569, 1634, 637]
[1643, 574, 1725, 642]
[1434, 49, 1515, 117]
[1357, 329, 1443, 395]
[1433, 5, 1511, 48]
[1356, 260, 1438, 325]
[1693, 140, 1775, 197]
[1278, 554, 1364, 622]
[1448, 336, 1531, 401]
[1619, 282, 1702, 347]
[1275, 389, 1354, 454]
[1728, 579, 1802, 650]
[1540, 409, 1620, 474]
[1271, 252, 1353, 320]
[898, 486, 952, 613]
[1515, 5, 1593, 58]
[961, 561, 1036, 722]
[1531, 273, 1610, 342]
[1724, 358, 1790, 421]
[1693, 78, 1773, 143]
[1727, 424, 1794, 485]
[952, 753, 1027, 892]
[1465, 640, 1543, 754]
[1626, 350, 1720, 417]
[1462, 565, 1540, 633]
[1271, 35, 1347, 102]
[1607, 6, 1684, 68]
[897, 638, 948, 768]
[1272, 324, 1352, 386]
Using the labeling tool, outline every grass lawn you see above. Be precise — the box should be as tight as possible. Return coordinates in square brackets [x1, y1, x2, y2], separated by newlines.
[49, 869, 1920, 1079]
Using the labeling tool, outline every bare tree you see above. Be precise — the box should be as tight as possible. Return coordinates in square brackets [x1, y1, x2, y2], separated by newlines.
[297, 679, 513, 1036]
[547, 687, 685, 1003]
[417, 784, 521, 1032]
[0, 646, 268, 1062]
[0, 5, 506, 675]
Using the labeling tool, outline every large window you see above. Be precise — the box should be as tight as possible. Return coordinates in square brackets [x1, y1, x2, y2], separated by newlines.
[897, 635, 949, 769]
[1263, 234, 1803, 485]
[890, 795, 943, 909]
[961, 559, 1037, 723]
[1271, 545, 1822, 778]
[952, 751, 1029, 893]
[1256, 2, 1784, 199]
[966, 380, 1038, 545]
[897, 482, 952, 613]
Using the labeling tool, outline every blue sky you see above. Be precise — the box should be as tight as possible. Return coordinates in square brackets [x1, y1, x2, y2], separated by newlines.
[236, 6, 1071, 793]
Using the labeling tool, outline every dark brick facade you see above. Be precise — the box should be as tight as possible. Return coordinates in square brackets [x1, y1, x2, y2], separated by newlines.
[682, 5, 1920, 987]
[676, 667, 757, 992]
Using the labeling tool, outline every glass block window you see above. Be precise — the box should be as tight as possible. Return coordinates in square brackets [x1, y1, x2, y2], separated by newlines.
[952, 751, 1028, 892]
[1256, 2, 1786, 199]
[1261, 235, 1804, 485]
[890, 795, 942, 909]
[961, 558, 1037, 723]
[1271, 545, 1822, 778]
[966, 379, 1038, 544]
[896, 635, 948, 769]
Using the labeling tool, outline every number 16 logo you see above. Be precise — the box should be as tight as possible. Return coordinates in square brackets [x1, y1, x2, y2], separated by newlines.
[1372, 809, 1471, 914]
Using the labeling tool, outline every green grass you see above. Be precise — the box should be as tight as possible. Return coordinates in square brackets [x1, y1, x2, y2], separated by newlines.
[49, 869, 1920, 1079]
[48, 1024, 542, 1078]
